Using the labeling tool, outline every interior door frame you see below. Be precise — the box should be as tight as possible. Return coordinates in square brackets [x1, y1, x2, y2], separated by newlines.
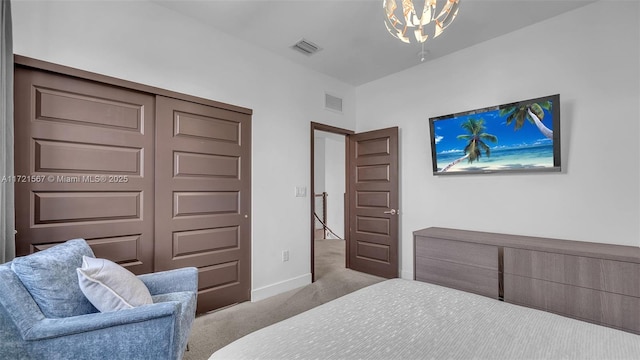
[310, 122, 354, 282]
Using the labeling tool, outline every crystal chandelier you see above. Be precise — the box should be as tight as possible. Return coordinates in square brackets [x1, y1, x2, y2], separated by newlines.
[383, 0, 460, 44]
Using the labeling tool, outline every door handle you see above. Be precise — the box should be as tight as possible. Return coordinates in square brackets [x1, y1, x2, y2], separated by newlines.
[384, 209, 397, 215]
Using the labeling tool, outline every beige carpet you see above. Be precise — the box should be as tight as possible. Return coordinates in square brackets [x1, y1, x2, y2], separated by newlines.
[182, 239, 383, 360]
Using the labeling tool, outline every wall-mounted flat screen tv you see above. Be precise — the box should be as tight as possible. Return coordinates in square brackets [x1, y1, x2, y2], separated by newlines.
[429, 94, 561, 175]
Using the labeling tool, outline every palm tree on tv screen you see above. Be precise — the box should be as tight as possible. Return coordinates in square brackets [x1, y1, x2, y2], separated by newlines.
[440, 118, 498, 172]
[500, 101, 553, 139]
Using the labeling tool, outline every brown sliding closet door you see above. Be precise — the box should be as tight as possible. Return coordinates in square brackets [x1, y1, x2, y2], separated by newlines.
[154, 96, 251, 313]
[13, 66, 155, 274]
[14, 57, 253, 314]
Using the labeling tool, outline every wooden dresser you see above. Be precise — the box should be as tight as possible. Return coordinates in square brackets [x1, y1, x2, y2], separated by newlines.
[414, 227, 640, 334]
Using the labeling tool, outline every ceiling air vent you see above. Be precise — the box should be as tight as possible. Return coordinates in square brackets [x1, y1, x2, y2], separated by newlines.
[325, 93, 343, 113]
[291, 39, 322, 56]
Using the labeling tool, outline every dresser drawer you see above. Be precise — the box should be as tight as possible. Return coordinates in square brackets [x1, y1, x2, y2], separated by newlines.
[504, 248, 640, 297]
[504, 274, 640, 334]
[415, 236, 498, 270]
[416, 257, 498, 298]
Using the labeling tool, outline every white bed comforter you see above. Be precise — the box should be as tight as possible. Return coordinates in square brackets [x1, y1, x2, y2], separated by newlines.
[210, 279, 640, 359]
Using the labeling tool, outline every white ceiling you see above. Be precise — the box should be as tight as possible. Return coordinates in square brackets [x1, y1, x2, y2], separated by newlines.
[153, 0, 597, 86]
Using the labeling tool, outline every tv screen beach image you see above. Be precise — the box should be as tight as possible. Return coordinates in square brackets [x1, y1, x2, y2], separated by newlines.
[430, 96, 559, 174]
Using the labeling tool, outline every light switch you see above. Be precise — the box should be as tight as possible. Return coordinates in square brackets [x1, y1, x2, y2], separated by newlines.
[295, 186, 307, 197]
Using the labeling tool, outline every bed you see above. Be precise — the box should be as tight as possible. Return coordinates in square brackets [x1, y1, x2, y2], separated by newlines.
[210, 228, 640, 359]
[210, 279, 640, 359]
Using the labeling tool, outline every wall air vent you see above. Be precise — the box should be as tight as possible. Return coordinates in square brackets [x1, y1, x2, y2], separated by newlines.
[291, 39, 322, 56]
[325, 93, 343, 113]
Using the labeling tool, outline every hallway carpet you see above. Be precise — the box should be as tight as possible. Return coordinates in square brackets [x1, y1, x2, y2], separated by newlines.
[182, 239, 383, 360]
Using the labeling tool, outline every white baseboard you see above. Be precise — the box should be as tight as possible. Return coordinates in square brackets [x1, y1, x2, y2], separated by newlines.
[251, 273, 312, 302]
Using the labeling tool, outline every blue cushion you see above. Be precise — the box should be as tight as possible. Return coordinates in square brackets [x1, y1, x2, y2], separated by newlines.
[11, 239, 97, 318]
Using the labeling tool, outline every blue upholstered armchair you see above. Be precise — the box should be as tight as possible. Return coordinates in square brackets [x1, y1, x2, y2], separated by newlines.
[0, 239, 197, 360]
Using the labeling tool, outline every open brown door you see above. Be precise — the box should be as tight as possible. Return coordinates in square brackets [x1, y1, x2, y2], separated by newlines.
[154, 96, 251, 314]
[347, 127, 399, 278]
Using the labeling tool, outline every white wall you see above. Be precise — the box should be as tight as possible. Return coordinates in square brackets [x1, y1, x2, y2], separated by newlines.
[11, 0, 357, 300]
[313, 135, 326, 230]
[356, 1, 640, 279]
[313, 132, 345, 239]
[323, 133, 345, 239]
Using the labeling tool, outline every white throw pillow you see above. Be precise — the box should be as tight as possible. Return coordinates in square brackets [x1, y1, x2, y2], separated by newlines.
[77, 256, 153, 312]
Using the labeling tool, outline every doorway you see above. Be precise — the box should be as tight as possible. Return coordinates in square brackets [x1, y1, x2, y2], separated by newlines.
[310, 123, 353, 281]
[310, 123, 400, 282]
[313, 130, 345, 279]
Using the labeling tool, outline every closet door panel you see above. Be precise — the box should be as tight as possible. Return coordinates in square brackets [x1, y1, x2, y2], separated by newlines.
[155, 96, 251, 313]
[14, 67, 155, 273]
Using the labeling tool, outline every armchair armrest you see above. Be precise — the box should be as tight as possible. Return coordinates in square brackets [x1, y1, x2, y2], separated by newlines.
[22, 302, 177, 341]
[138, 267, 198, 295]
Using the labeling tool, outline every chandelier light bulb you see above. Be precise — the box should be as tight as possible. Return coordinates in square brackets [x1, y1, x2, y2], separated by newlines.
[383, 0, 460, 44]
